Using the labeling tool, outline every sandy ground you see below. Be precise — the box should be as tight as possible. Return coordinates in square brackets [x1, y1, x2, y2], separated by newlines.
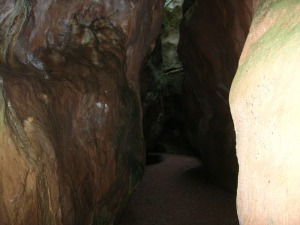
[116, 154, 239, 225]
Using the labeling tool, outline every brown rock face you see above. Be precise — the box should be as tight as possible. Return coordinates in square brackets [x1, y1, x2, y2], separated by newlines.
[230, 1, 300, 224]
[0, 1, 163, 225]
[177, 0, 253, 191]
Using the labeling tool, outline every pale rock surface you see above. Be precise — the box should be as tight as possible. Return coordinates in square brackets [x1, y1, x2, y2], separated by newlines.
[230, 1, 300, 224]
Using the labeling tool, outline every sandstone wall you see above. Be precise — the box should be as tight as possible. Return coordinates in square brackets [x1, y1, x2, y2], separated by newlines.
[230, 1, 300, 224]
[0, 1, 163, 224]
[178, 0, 253, 191]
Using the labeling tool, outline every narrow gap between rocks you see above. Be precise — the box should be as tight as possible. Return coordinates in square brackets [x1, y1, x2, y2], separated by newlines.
[116, 1, 238, 224]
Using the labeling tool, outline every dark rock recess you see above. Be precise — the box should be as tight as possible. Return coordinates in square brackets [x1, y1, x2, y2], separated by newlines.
[178, 0, 254, 191]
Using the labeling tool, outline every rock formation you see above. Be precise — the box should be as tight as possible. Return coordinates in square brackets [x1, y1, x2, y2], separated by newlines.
[0, 0, 163, 224]
[178, 0, 253, 191]
[230, 0, 300, 224]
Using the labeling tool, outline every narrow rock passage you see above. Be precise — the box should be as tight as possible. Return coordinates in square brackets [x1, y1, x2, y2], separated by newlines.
[116, 154, 239, 225]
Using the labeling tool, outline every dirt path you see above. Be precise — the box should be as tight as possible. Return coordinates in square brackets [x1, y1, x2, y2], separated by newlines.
[116, 154, 239, 225]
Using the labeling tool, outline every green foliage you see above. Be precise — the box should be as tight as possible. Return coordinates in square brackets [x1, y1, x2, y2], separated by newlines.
[164, 0, 174, 7]
[162, 4, 182, 30]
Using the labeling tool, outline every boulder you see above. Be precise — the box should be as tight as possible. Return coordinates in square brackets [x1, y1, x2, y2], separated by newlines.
[0, 0, 163, 224]
[230, 0, 300, 224]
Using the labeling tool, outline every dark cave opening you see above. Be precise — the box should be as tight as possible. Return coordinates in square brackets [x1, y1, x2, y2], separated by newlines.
[141, 0, 195, 160]
[116, 0, 251, 224]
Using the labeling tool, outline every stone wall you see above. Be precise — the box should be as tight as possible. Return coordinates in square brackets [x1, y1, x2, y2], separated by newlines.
[178, 0, 253, 191]
[230, 1, 300, 224]
[0, 1, 163, 224]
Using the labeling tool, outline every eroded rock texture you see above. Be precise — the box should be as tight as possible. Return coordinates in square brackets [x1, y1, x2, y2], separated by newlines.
[230, 1, 300, 224]
[178, 0, 253, 191]
[0, 1, 163, 224]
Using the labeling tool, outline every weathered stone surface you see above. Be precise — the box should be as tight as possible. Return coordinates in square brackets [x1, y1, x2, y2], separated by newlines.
[178, 0, 253, 191]
[230, 1, 300, 224]
[0, 1, 163, 224]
